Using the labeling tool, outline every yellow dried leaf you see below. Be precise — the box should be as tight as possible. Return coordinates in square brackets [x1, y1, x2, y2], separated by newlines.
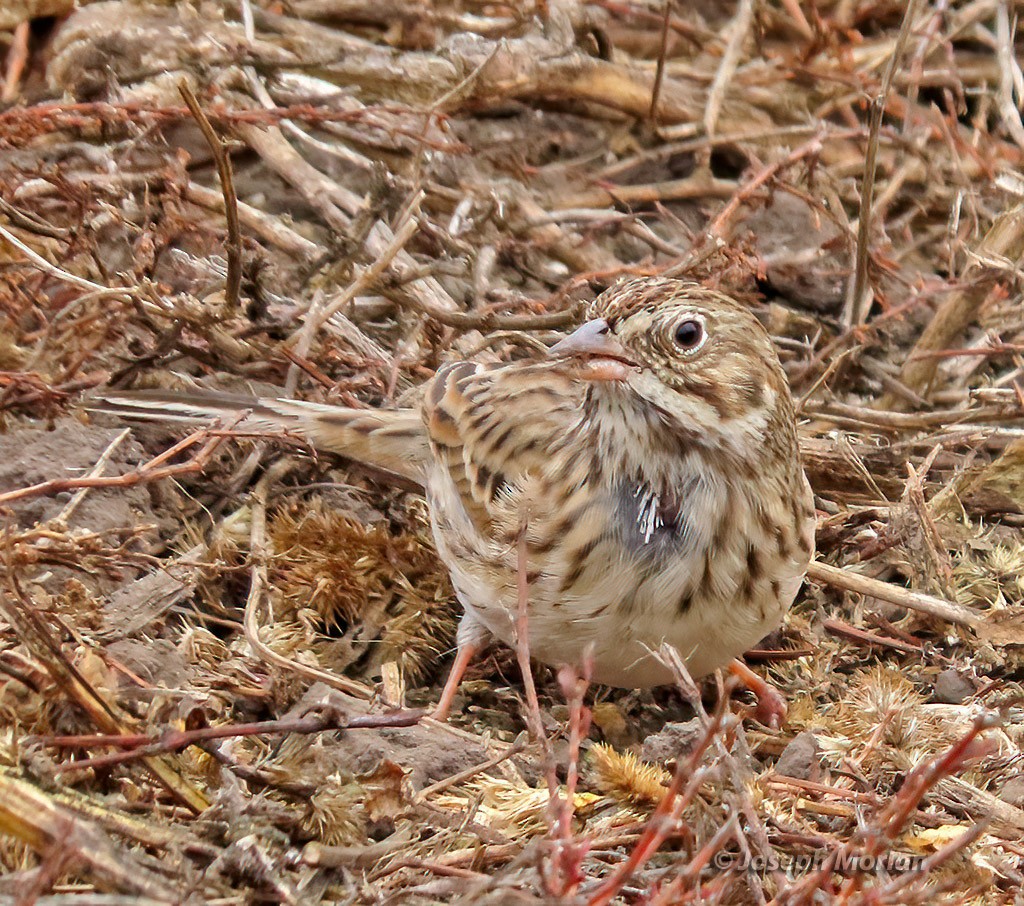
[904, 825, 971, 852]
[73, 647, 116, 697]
[590, 702, 629, 743]
[360, 760, 411, 823]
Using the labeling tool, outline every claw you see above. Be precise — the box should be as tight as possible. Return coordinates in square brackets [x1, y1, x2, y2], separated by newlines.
[728, 658, 787, 728]
[429, 642, 480, 721]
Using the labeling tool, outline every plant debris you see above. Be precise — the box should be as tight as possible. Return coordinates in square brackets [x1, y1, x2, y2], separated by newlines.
[1, 0, 1024, 902]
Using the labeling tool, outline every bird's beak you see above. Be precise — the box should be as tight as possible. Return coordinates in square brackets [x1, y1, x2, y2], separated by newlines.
[548, 318, 637, 382]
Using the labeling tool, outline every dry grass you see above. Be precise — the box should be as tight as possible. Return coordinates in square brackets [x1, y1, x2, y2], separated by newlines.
[1, 0, 1024, 902]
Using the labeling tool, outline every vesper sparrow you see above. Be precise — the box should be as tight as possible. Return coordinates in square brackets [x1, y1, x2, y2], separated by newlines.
[100, 277, 815, 722]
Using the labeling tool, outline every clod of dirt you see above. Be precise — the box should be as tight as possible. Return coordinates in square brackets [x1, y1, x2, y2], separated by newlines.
[284, 684, 490, 789]
[106, 638, 192, 696]
[742, 191, 847, 313]
[0, 419, 159, 533]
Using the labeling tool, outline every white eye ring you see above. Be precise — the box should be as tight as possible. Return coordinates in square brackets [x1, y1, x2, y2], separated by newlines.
[672, 313, 707, 353]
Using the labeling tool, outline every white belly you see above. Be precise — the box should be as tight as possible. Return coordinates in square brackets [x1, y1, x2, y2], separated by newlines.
[428, 465, 814, 689]
[446, 552, 795, 687]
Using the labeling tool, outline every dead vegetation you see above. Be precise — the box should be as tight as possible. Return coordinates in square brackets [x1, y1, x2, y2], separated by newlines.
[1, 0, 1024, 902]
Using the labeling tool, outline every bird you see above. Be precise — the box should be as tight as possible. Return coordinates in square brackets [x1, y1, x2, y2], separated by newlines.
[96, 277, 815, 724]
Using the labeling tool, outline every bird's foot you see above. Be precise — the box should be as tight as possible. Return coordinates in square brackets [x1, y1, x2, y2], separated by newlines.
[428, 641, 480, 722]
[728, 658, 787, 728]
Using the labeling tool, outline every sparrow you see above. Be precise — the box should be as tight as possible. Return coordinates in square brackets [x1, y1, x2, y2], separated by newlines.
[97, 277, 815, 723]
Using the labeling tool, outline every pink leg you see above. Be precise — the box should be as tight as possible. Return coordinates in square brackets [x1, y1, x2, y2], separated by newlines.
[779, 0, 813, 38]
[3, 22, 30, 103]
[728, 658, 787, 728]
[515, 533, 546, 740]
[430, 641, 480, 721]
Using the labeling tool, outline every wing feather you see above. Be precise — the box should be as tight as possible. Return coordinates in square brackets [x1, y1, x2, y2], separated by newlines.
[421, 361, 589, 539]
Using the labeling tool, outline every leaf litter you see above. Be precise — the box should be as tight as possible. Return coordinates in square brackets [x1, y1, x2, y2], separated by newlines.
[1, 0, 1023, 902]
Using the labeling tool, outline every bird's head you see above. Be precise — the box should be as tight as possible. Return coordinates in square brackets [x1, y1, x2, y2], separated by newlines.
[549, 277, 795, 456]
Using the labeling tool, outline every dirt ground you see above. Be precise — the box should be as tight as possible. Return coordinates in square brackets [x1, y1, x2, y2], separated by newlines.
[1, 1, 1024, 903]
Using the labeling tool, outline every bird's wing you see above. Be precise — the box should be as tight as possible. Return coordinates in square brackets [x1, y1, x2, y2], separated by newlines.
[421, 361, 589, 536]
[92, 389, 430, 484]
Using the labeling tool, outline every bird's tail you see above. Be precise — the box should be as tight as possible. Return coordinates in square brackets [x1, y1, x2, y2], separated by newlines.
[92, 389, 430, 483]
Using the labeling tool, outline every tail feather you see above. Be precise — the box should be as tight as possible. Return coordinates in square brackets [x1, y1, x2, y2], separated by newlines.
[92, 390, 430, 483]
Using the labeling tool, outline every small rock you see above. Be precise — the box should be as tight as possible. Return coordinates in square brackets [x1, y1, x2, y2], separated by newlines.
[932, 669, 975, 704]
[641, 719, 703, 765]
[775, 731, 821, 781]
[996, 777, 1024, 809]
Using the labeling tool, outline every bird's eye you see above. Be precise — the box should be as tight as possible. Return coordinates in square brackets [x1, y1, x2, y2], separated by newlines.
[673, 318, 705, 351]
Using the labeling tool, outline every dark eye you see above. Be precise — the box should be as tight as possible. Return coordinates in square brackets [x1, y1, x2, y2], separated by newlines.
[674, 318, 704, 351]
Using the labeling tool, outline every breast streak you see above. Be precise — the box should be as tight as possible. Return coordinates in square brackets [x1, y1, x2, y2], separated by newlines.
[424, 368, 806, 688]
[429, 449, 786, 687]
[547, 475, 753, 686]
